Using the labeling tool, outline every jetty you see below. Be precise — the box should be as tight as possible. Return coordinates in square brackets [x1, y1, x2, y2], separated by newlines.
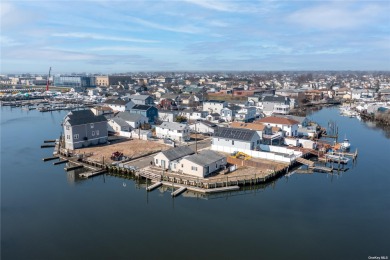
[79, 169, 107, 178]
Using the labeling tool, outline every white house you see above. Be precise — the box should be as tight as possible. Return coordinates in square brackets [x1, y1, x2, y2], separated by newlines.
[180, 109, 208, 121]
[203, 100, 227, 114]
[108, 117, 131, 133]
[255, 116, 299, 137]
[104, 99, 135, 112]
[158, 110, 180, 123]
[220, 107, 234, 122]
[175, 150, 226, 178]
[154, 146, 195, 169]
[189, 120, 217, 135]
[235, 106, 257, 122]
[155, 121, 191, 142]
[116, 111, 148, 128]
[212, 127, 261, 152]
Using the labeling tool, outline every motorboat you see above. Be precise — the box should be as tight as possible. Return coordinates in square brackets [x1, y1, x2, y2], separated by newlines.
[325, 153, 350, 164]
[340, 138, 351, 150]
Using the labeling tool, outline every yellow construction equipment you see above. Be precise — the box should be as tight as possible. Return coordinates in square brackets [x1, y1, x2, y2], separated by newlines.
[232, 151, 251, 160]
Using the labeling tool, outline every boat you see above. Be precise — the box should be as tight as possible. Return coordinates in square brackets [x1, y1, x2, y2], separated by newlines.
[325, 153, 350, 164]
[340, 138, 351, 150]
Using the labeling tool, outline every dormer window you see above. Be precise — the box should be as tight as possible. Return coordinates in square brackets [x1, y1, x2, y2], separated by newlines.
[90, 123, 94, 128]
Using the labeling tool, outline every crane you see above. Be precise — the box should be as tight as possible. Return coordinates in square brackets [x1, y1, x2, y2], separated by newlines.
[46, 67, 51, 91]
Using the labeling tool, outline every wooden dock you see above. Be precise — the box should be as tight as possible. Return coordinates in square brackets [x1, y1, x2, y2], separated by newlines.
[171, 187, 187, 197]
[309, 165, 333, 173]
[296, 157, 315, 167]
[41, 144, 55, 148]
[64, 165, 84, 171]
[53, 160, 69, 165]
[79, 169, 107, 178]
[42, 156, 59, 162]
[146, 182, 162, 191]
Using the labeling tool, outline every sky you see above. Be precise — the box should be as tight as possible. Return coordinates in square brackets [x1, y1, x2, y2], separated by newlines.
[1, 0, 389, 74]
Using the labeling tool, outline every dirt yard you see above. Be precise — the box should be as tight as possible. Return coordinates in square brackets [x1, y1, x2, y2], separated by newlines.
[75, 139, 170, 163]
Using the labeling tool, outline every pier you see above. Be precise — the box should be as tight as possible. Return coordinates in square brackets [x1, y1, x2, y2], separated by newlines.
[42, 156, 59, 162]
[79, 169, 107, 178]
[146, 182, 163, 191]
[171, 187, 187, 197]
[64, 165, 84, 171]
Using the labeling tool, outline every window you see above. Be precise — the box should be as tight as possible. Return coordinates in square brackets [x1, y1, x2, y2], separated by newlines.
[66, 135, 70, 139]
[191, 166, 197, 171]
[66, 126, 70, 130]
[96, 130, 99, 136]
[90, 123, 94, 128]
[232, 140, 234, 145]
[74, 134, 79, 139]
[155, 159, 158, 164]
[92, 131, 95, 136]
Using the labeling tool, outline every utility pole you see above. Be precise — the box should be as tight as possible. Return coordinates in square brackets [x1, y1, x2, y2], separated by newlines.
[195, 122, 198, 153]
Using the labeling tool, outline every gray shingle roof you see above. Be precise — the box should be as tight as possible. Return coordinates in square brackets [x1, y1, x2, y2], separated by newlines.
[116, 111, 145, 122]
[131, 104, 153, 111]
[184, 150, 225, 166]
[214, 127, 256, 141]
[159, 122, 188, 130]
[104, 99, 129, 105]
[129, 94, 152, 100]
[161, 146, 195, 161]
[110, 117, 130, 127]
[263, 96, 287, 103]
[65, 109, 107, 126]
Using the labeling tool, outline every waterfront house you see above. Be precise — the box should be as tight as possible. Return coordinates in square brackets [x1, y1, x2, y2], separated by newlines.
[104, 98, 135, 112]
[174, 150, 226, 178]
[129, 105, 158, 124]
[260, 96, 290, 116]
[254, 116, 299, 137]
[154, 146, 195, 169]
[155, 121, 191, 142]
[212, 127, 261, 153]
[189, 120, 217, 135]
[115, 111, 148, 128]
[129, 94, 154, 105]
[63, 109, 108, 150]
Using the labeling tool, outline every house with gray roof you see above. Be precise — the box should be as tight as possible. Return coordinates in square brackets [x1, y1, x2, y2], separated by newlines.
[108, 117, 131, 133]
[116, 111, 148, 128]
[129, 94, 154, 105]
[212, 127, 260, 152]
[155, 121, 190, 142]
[63, 109, 108, 150]
[129, 104, 158, 123]
[189, 120, 217, 135]
[175, 150, 226, 178]
[153, 146, 195, 170]
[104, 98, 135, 112]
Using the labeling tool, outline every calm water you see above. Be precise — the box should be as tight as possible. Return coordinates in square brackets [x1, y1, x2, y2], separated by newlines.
[1, 106, 389, 260]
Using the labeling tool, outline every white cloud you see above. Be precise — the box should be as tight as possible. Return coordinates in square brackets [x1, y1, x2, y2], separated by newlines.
[127, 17, 204, 34]
[0, 36, 22, 47]
[51, 32, 158, 43]
[288, 4, 383, 30]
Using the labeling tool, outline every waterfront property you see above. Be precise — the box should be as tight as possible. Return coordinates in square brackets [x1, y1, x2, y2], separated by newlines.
[212, 127, 261, 151]
[254, 116, 299, 137]
[63, 109, 108, 150]
[154, 146, 195, 169]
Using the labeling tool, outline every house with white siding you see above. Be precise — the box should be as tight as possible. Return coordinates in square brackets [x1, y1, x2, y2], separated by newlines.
[212, 127, 261, 153]
[203, 100, 227, 114]
[116, 111, 148, 128]
[104, 99, 135, 112]
[189, 120, 217, 135]
[155, 122, 191, 142]
[235, 106, 257, 122]
[175, 150, 226, 178]
[254, 116, 299, 137]
[154, 146, 195, 169]
[108, 117, 131, 133]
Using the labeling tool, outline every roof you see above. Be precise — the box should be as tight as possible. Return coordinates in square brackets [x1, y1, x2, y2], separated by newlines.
[104, 99, 130, 105]
[214, 127, 257, 141]
[262, 96, 287, 103]
[116, 112, 145, 122]
[130, 104, 154, 111]
[197, 120, 217, 128]
[161, 146, 195, 161]
[183, 150, 225, 166]
[94, 106, 113, 111]
[254, 116, 299, 125]
[274, 115, 306, 124]
[159, 121, 188, 130]
[65, 109, 107, 126]
[204, 100, 226, 103]
[230, 122, 266, 131]
[129, 94, 152, 100]
[110, 117, 130, 127]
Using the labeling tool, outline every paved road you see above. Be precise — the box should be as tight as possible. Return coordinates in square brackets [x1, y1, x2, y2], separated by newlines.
[126, 137, 212, 169]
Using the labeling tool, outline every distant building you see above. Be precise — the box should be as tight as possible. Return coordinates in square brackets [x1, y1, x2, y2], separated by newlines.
[104, 99, 135, 112]
[129, 105, 158, 123]
[54, 75, 95, 88]
[203, 100, 228, 114]
[63, 109, 108, 150]
[129, 94, 154, 105]
[95, 76, 109, 87]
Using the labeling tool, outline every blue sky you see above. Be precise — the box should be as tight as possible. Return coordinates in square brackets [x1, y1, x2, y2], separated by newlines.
[1, 0, 389, 73]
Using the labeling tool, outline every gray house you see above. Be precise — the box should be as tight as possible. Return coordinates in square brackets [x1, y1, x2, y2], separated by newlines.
[116, 111, 148, 128]
[129, 94, 154, 105]
[129, 105, 158, 123]
[63, 109, 108, 150]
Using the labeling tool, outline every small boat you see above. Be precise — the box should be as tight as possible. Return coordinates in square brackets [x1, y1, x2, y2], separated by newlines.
[325, 153, 350, 164]
[340, 138, 351, 150]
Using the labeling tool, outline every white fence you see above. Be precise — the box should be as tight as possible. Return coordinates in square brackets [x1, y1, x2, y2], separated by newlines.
[212, 145, 302, 163]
